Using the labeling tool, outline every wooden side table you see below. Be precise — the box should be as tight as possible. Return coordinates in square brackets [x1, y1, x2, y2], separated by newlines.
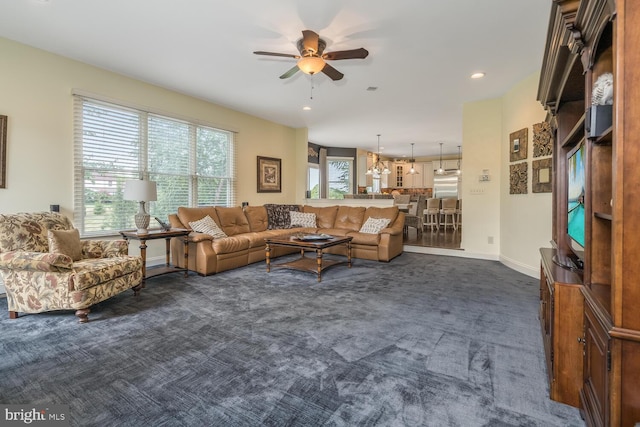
[119, 228, 190, 287]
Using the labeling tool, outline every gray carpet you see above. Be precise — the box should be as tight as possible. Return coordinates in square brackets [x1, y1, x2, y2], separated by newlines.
[0, 253, 584, 426]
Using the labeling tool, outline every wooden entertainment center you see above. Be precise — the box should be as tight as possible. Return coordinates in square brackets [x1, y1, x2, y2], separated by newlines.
[537, 1, 640, 425]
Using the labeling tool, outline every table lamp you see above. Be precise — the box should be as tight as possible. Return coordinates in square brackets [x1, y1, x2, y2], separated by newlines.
[123, 180, 157, 234]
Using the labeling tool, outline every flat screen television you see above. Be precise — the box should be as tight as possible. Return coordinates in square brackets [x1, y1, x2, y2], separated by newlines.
[565, 141, 586, 269]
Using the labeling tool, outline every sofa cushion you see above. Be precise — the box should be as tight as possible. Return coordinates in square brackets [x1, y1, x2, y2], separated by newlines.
[211, 236, 250, 254]
[364, 206, 399, 224]
[302, 205, 338, 229]
[334, 206, 366, 232]
[71, 256, 143, 291]
[359, 217, 391, 234]
[289, 211, 316, 228]
[244, 206, 268, 232]
[48, 229, 83, 261]
[177, 207, 220, 231]
[216, 207, 251, 236]
[0, 212, 73, 253]
[265, 204, 300, 229]
[188, 215, 228, 239]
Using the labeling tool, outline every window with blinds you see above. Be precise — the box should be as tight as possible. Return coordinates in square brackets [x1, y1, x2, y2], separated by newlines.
[73, 96, 236, 237]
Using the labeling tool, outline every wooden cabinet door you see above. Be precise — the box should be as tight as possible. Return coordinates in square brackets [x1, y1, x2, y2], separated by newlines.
[581, 303, 610, 427]
[540, 265, 553, 385]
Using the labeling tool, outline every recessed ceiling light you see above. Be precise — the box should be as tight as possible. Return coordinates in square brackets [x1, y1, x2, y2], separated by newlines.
[471, 72, 486, 79]
[302, 106, 311, 111]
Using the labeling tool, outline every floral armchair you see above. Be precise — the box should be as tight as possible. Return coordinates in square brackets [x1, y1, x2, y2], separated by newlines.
[0, 212, 143, 323]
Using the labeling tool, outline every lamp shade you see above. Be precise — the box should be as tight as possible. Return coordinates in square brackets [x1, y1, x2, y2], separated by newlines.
[123, 180, 157, 202]
[297, 56, 325, 75]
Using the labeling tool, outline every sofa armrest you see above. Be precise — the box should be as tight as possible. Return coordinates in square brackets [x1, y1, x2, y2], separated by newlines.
[380, 226, 402, 236]
[169, 214, 186, 229]
[82, 240, 129, 258]
[381, 212, 405, 236]
[0, 251, 73, 272]
[188, 232, 214, 243]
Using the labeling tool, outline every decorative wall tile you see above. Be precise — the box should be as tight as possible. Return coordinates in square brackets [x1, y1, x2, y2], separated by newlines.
[510, 162, 528, 194]
[533, 121, 553, 157]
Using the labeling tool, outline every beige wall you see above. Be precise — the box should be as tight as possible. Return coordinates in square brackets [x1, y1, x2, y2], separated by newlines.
[499, 72, 550, 275]
[0, 37, 302, 215]
[0, 37, 302, 270]
[461, 98, 502, 259]
[461, 71, 550, 276]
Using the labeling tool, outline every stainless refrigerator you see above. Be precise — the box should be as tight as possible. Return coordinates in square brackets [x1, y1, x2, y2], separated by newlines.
[433, 172, 460, 199]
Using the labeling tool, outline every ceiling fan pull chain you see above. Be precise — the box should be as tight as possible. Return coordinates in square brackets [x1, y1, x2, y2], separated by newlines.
[310, 79, 314, 100]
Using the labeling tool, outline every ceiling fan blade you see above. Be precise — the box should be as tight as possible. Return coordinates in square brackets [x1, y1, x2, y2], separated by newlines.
[253, 51, 300, 59]
[279, 65, 300, 79]
[321, 63, 344, 81]
[301, 30, 320, 53]
[322, 48, 369, 61]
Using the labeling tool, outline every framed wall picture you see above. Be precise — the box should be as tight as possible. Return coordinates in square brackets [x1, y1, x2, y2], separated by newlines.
[0, 115, 6, 189]
[509, 161, 528, 194]
[532, 158, 552, 193]
[257, 156, 281, 193]
[509, 127, 528, 162]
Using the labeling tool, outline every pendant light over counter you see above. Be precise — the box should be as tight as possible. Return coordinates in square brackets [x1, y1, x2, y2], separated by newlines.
[456, 145, 462, 175]
[436, 142, 445, 175]
[406, 142, 419, 175]
[365, 134, 391, 176]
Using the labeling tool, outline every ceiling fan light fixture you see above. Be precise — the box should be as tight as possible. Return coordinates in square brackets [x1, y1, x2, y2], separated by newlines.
[297, 56, 325, 75]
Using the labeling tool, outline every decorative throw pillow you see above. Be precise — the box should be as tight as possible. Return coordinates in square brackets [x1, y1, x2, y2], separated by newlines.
[48, 228, 83, 261]
[289, 211, 316, 228]
[265, 204, 300, 229]
[188, 215, 228, 239]
[359, 217, 391, 234]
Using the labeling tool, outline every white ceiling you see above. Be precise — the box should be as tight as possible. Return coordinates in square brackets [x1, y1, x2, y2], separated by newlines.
[0, 0, 550, 158]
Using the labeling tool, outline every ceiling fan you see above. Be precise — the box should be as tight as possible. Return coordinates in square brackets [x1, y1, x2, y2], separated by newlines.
[253, 30, 369, 81]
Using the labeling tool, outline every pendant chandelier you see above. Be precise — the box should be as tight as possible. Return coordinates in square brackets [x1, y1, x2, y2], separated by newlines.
[436, 142, 445, 175]
[365, 134, 391, 176]
[456, 145, 462, 175]
[406, 142, 419, 175]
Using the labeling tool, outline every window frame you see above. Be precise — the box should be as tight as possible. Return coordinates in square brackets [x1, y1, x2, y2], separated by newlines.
[73, 95, 236, 237]
[326, 156, 354, 200]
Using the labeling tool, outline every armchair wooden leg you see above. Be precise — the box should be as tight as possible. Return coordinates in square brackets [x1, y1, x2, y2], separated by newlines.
[132, 283, 142, 296]
[9, 311, 18, 319]
[75, 308, 90, 323]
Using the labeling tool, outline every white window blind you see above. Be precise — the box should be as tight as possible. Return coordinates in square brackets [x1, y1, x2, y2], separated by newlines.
[73, 96, 236, 237]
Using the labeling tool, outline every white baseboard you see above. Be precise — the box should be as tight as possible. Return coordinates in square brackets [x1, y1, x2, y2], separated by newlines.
[499, 254, 539, 278]
[403, 245, 499, 261]
[403, 246, 538, 278]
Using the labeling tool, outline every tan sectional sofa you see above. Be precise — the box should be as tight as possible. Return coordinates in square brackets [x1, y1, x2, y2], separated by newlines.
[168, 204, 405, 276]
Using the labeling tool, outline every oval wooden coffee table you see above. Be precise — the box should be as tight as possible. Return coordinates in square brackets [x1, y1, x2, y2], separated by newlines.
[264, 234, 353, 282]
